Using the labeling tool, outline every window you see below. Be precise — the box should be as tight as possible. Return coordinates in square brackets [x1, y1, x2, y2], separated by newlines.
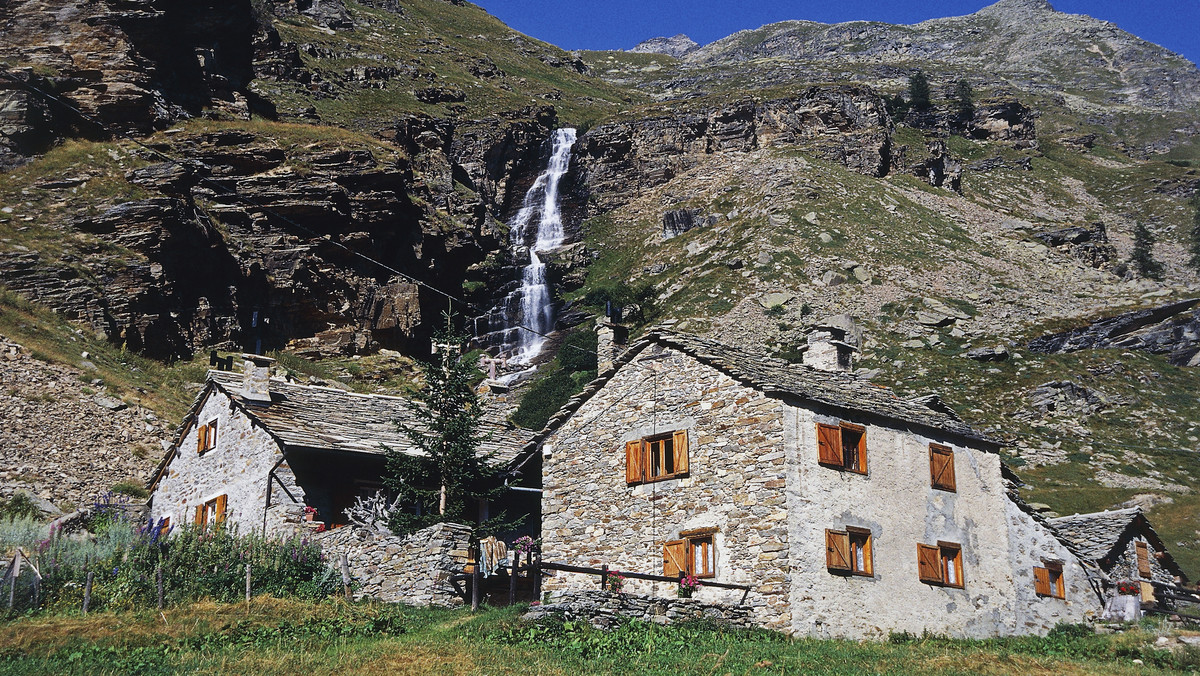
[918, 541, 963, 588]
[664, 530, 716, 579]
[816, 422, 866, 474]
[826, 527, 873, 577]
[1135, 541, 1152, 578]
[193, 494, 227, 531]
[196, 418, 218, 455]
[626, 430, 689, 485]
[1034, 561, 1065, 599]
[929, 444, 956, 492]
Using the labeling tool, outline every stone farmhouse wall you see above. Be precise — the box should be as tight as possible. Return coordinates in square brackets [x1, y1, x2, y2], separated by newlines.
[541, 345, 792, 630]
[1109, 535, 1178, 588]
[526, 590, 753, 630]
[149, 386, 306, 535]
[542, 344, 1103, 639]
[782, 404, 1099, 639]
[315, 522, 472, 606]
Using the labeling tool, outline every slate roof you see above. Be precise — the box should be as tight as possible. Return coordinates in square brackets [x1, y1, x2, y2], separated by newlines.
[523, 327, 999, 457]
[205, 370, 528, 464]
[1049, 507, 1187, 582]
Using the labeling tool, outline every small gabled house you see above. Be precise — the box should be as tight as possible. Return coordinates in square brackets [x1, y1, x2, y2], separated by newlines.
[1050, 507, 1188, 601]
[531, 328, 1104, 638]
[147, 356, 536, 537]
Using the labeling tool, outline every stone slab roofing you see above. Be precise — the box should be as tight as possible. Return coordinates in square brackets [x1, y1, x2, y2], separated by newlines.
[524, 328, 999, 456]
[1049, 507, 1187, 581]
[206, 370, 527, 464]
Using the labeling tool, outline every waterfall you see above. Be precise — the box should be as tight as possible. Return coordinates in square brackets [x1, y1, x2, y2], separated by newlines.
[475, 128, 576, 368]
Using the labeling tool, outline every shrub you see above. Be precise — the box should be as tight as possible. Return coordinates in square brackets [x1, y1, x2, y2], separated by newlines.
[511, 369, 577, 430]
[559, 330, 597, 374]
[0, 492, 42, 521]
[110, 481, 150, 500]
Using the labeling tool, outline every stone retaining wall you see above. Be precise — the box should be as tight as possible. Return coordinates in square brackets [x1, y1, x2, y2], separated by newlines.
[523, 590, 754, 630]
[314, 522, 472, 606]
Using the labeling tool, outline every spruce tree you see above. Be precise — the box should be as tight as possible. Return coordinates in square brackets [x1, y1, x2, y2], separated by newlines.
[908, 70, 931, 111]
[952, 79, 975, 121]
[1130, 221, 1164, 280]
[1188, 193, 1200, 273]
[383, 320, 515, 537]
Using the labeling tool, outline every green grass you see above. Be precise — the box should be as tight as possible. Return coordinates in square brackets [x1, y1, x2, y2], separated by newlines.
[1, 600, 1197, 675]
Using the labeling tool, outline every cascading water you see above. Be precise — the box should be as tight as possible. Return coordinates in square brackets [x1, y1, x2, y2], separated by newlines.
[475, 127, 576, 368]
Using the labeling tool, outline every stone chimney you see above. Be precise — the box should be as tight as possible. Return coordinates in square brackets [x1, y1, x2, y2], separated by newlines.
[240, 354, 275, 404]
[802, 325, 856, 372]
[596, 319, 628, 372]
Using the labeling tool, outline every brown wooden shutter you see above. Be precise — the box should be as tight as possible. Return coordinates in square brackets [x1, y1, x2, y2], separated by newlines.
[1033, 566, 1051, 596]
[159, 517, 171, 538]
[663, 540, 687, 578]
[1135, 541, 1151, 577]
[826, 529, 851, 572]
[196, 423, 208, 453]
[672, 429, 689, 476]
[625, 440, 644, 485]
[817, 424, 842, 466]
[194, 504, 205, 526]
[206, 420, 217, 449]
[917, 544, 943, 583]
[850, 425, 867, 474]
[930, 445, 955, 491]
[215, 495, 227, 523]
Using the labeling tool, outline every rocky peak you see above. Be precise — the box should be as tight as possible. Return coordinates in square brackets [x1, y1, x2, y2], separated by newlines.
[972, 0, 1057, 20]
[629, 34, 700, 58]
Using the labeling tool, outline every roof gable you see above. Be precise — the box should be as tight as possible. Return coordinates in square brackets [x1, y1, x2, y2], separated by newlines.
[1049, 507, 1188, 582]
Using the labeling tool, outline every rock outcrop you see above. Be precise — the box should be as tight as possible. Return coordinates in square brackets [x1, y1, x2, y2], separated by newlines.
[628, 34, 700, 58]
[1028, 299, 1200, 367]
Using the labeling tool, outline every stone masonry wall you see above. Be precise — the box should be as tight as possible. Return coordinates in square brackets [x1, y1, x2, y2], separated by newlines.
[1109, 536, 1178, 588]
[149, 386, 306, 535]
[541, 344, 792, 630]
[781, 404, 1101, 639]
[314, 522, 472, 606]
[525, 590, 753, 630]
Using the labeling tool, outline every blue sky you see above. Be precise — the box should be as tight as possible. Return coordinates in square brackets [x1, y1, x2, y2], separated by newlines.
[473, 1, 1199, 67]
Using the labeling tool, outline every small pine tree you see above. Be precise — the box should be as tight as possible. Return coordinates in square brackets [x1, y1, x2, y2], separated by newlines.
[383, 319, 517, 537]
[952, 79, 974, 121]
[1130, 221, 1164, 280]
[908, 70, 931, 111]
[1189, 193, 1200, 273]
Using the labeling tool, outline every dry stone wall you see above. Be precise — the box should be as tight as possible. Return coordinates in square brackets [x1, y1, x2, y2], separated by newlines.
[314, 522, 472, 606]
[524, 590, 753, 630]
[541, 344, 792, 630]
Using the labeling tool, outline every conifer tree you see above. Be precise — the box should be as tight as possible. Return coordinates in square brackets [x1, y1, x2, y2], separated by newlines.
[1130, 221, 1164, 280]
[952, 79, 975, 121]
[383, 319, 515, 537]
[908, 70, 931, 111]
[1188, 194, 1200, 273]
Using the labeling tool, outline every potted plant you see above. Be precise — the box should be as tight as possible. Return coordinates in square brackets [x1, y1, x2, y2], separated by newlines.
[607, 570, 626, 594]
[303, 506, 317, 522]
[678, 574, 702, 598]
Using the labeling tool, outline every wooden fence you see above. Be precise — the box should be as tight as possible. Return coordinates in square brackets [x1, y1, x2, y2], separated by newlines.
[451, 549, 753, 610]
[1145, 580, 1200, 623]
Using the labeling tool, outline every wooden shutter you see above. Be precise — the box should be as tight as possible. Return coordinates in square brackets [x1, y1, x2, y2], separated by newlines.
[625, 440, 644, 484]
[672, 429, 689, 476]
[159, 517, 171, 538]
[817, 423, 842, 466]
[215, 495, 227, 523]
[194, 504, 205, 526]
[1136, 542, 1151, 577]
[196, 423, 208, 453]
[825, 529, 851, 572]
[1033, 566, 1051, 596]
[846, 424, 867, 474]
[206, 420, 218, 450]
[1140, 580, 1156, 604]
[917, 544, 943, 583]
[663, 540, 687, 578]
[930, 444, 955, 491]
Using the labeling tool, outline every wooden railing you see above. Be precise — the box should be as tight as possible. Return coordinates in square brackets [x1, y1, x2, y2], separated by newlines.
[1145, 580, 1200, 623]
[451, 551, 753, 610]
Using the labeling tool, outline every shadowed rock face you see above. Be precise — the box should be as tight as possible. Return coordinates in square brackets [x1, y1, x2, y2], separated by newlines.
[1028, 299, 1200, 367]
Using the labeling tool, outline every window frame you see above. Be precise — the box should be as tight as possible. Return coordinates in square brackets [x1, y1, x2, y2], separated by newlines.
[826, 526, 874, 577]
[929, 443, 956, 492]
[196, 417, 218, 456]
[816, 422, 867, 474]
[918, 541, 964, 589]
[626, 430, 689, 485]
[664, 528, 717, 579]
[194, 494, 227, 532]
[1034, 561, 1066, 599]
[1135, 541, 1152, 578]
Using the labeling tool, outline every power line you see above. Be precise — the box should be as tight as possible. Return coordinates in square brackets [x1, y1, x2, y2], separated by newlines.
[0, 70, 600, 361]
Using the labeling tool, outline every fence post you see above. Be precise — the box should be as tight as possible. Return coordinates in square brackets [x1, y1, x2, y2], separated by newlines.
[533, 550, 542, 602]
[156, 565, 164, 610]
[82, 571, 94, 614]
[600, 564, 608, 591]
[339, 553, 352, 601]
[509, 557, 518, 606]
[245, 563, 252, 608]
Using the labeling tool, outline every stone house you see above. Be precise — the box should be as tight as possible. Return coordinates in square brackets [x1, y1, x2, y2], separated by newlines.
[1049, 507, 1188, 604]
[147, 356, 536, 537]
[532, 328, 1105, 638]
